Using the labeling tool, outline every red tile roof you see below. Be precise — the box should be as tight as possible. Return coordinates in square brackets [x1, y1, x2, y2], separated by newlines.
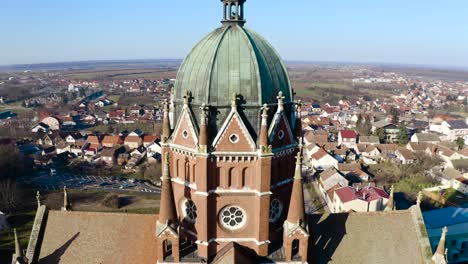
[340, 130, 358, 139]
[335, 186, 389, 203]
[311, 148, 329, 160]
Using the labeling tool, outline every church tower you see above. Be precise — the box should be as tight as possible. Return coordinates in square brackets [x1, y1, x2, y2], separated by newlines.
[157, 0, 307, 261]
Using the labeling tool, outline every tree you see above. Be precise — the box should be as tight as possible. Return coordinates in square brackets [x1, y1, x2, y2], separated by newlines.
[374, 127, 386, 143]
[398, 125, 409, 144]
[390, 107, 400, 124]
[363, 116, 373, 136]
[0, 145, 24, 213]
[456, 137, 465, 150]
[144, 163, 162, 185]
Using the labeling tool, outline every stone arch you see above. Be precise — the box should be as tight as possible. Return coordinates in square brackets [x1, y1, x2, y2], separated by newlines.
[184, 158, 190, 182]
[228, 167, 236, 188]
[242, 167, 250, 188]
[192, 163, 196, 183]
[163, 239, 172, 259]
[292, 239, 300, 259]
[175, 159, 180, 178]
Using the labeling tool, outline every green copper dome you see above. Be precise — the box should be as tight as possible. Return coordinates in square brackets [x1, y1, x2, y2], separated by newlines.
[172, 5, 293, 140]
[174, 25, 291, 108]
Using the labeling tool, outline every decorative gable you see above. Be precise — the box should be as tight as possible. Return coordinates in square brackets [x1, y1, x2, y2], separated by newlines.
[212, 111, 256, 153]
[172, 108, 198, 150]
[268, 112, 294, 149]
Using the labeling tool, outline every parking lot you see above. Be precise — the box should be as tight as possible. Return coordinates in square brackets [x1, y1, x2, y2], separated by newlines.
[17, 172, 161, 194]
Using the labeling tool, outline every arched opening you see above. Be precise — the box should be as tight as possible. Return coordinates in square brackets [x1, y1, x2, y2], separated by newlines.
[224, 3, 228, 20]
[184, 159, 190, 182]
[228, 167, 236, 188]
[192, 164, 196, 183]
[163, 239, 173, 259]
[242, 167, 250, 188]
[230, 3, 236, 20]
[175, 159, 180, 178]
[292, 239, 300, 259]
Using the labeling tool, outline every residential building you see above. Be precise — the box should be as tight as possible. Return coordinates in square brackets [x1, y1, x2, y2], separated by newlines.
[310, 148, 338, 171]
[440, 120, 468, 141]
[338, 130, 358, 148]
[411, 133, 441, 144]
[332, 185, 389, 213]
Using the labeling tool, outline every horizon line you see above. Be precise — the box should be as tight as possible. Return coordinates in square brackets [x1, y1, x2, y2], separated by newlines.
[1, 58, 468, 72]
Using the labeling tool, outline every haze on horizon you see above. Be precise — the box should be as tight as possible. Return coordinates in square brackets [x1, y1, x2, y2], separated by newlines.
[1, 0, 467, 69]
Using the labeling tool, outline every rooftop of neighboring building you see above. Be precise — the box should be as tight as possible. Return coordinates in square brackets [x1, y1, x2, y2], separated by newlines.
[445, 119, 468, 129]
[36, 210, 159, 264]
[334, 185, 389, 203]
[309, 207, 431, 264]
[339, 130, 358, 139]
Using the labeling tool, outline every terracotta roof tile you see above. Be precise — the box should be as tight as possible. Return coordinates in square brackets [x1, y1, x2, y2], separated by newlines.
[38, 211, 159, 264]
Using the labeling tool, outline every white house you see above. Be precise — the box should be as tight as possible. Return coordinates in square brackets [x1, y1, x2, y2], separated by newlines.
[310, 148, 338, 171]
[441, 120, 468, 141]
[411, 133, 441, 144]
[332, 185, 389, 213]
[338, 130, 358, 148]
[396, 149, 416, 165]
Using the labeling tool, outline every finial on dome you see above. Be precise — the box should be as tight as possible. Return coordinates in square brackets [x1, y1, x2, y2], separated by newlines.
[221, 0, 246, 26]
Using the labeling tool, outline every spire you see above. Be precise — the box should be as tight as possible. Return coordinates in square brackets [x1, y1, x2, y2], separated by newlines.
[416, 191, 423, 208]
[277, 91, 285, 113]
[231, 93, 238, 111]
[295, 100, 303, 138]
[199, 104, 209, 152]
[158, 153, 178, 226]
[162, 99, 171, 144]
[287, 151, 306, 224]
[259, 104, 269, 150]
[432, 227, 448, 264]
[385, 185, 395, 211]
[14, 228, 23, 258]
[183, 90, 192, 108]
[36, 191, 41, 208]
[221, 0, 246, 26]
[62, 186, 71, 211]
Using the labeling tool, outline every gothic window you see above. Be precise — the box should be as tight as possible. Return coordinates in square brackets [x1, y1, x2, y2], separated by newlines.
[269, 199, 283, 223]
[229, 134, 239, 143]
[182, 199, 197, 223]
[219, 206, 246, 230]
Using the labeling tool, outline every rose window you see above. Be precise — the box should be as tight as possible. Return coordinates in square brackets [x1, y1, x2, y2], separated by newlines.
[220, 206, 246, 230]
[182, 199, 197, 223]
[269, 199, 283, 223]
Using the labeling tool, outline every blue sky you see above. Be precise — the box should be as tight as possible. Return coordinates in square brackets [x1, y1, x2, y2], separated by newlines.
[1, 0, 467, 68]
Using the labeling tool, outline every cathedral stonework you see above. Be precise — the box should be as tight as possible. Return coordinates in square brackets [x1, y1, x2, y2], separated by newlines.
[156, 0, 307, 261]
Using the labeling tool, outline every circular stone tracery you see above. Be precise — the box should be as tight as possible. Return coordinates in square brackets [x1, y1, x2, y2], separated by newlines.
[219, 206, 246, 230]
[182, 199, 197, 223]
[269, 199, 283, 223]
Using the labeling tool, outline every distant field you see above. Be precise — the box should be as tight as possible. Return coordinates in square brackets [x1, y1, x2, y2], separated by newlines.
[63, 68, 177, 80]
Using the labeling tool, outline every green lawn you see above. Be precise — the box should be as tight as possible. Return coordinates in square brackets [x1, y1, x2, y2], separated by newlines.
[0, 211, 35, 249]
[433, 188, 468, 206]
